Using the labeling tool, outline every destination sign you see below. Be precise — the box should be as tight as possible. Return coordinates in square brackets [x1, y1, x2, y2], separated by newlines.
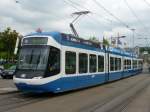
[22, 37, 48, 45]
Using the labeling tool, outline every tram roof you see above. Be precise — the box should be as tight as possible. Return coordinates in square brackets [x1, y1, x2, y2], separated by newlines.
[25, 31, 106, 52]
[25, 31, 138, 58]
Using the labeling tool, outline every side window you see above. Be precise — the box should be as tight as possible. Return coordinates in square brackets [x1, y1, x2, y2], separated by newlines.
[127, 60, 129, 69]
[65, 51, 76, 74]
[124, 59, 126, 70]
[89, 54, 97, 73]
[139, 61, 142, 68]
[138, 61, 140, 69]
[136, 60, 138, 68]
[46, 46, 60, 77]
[117, 58, 121, 70]
[114, 58, 121, 71]
[128, 60, 131, 69]
[115, 58, 118, 70]
[110, 57, 114, 71]
[98, 55, 104, 72]
[133, 60, 136, 69]
[129, 60, 131, 69]
[79, 53, 88, 73]
[140, 61, 143, 68]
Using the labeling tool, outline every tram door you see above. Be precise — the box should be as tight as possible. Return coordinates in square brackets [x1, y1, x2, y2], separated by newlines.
[105, 52, 109, 82]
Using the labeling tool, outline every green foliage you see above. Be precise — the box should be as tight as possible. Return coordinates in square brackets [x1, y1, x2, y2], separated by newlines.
[140, 47, 150, 54]
[88, 36, 110, 46]
[0, 27, 19, 59]
[89, 36, 99, 42]
[103, 38, 109, 46]
[4, 63, 15, 69]
[0, 52, 7, 59]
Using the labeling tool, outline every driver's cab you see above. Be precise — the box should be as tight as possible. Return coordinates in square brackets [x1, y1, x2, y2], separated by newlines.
[15, 33, 61, 79]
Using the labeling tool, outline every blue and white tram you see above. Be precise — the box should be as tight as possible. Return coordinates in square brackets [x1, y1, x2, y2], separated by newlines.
[13, 31, 143, 93]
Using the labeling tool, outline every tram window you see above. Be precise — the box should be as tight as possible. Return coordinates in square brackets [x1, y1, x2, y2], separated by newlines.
[115, 58, 121, 71]
[110, 57, 114, 71]
[135, 60, 138, 68]
[46, 46, 60, 76]
[132, 60, 134, 68]
[89, 54, 97, 73]
[115, 58, 118, 70]
[139, 61, 143, 68]
[65, 51, 76, 74]
[134, 60, 136, 68]
[126, 60, 128, 69]
[79, 53, 88, 73]
[117, 58, 121, 70]
[128, 60, 131, 69]
[133, 60, 137, 69]
[124, 59, 131, 70]
[98, 55, 104, 72]
[138, 61, 140, 69]
[124, 59, 127, 70]
[135, 60, 137, 68]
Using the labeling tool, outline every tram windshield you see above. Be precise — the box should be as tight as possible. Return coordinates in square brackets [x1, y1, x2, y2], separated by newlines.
[18, 46, 49, 70]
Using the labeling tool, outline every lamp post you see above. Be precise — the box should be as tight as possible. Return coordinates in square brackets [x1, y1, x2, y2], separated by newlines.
[111, 34, 126, 48]
[14, 35, 22, 55]
[130, 28, 136, 51]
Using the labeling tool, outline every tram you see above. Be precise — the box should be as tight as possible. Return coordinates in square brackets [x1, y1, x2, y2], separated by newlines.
[13, 31, 143, 93]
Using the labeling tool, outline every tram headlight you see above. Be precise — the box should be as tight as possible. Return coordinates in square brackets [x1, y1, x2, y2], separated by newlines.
[21, 74, 26, 78]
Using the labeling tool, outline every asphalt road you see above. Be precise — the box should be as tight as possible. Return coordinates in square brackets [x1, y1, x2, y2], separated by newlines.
[0, 78, 16, 90]
[120, 84, 150, 112]
[0, 73, 149, 112]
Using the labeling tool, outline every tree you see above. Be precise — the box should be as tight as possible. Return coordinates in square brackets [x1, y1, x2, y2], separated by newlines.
[0, 32, 3, 51]
[88, 36, 110, 47]
[89, 36, 99, 42]
[0, 27, 19, 59]
[103, 38, 109, 46]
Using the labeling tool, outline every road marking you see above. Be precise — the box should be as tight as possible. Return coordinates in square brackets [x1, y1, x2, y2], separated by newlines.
[0, 87, 18, 91]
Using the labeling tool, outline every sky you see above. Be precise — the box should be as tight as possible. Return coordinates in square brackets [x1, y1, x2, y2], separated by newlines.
[0, 0, 150, 47]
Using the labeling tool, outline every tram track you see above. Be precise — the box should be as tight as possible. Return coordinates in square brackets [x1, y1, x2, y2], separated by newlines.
[0, 88, 78, 112]
[92, 75, 150, 112]
[109, 78, 150, 112]
[81, 74, 150, 112]
[0, 91, 21, 100]
[0, 91, 54, 112]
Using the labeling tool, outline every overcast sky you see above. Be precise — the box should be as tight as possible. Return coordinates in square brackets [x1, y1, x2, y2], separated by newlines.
[0, 0, 150, 47]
